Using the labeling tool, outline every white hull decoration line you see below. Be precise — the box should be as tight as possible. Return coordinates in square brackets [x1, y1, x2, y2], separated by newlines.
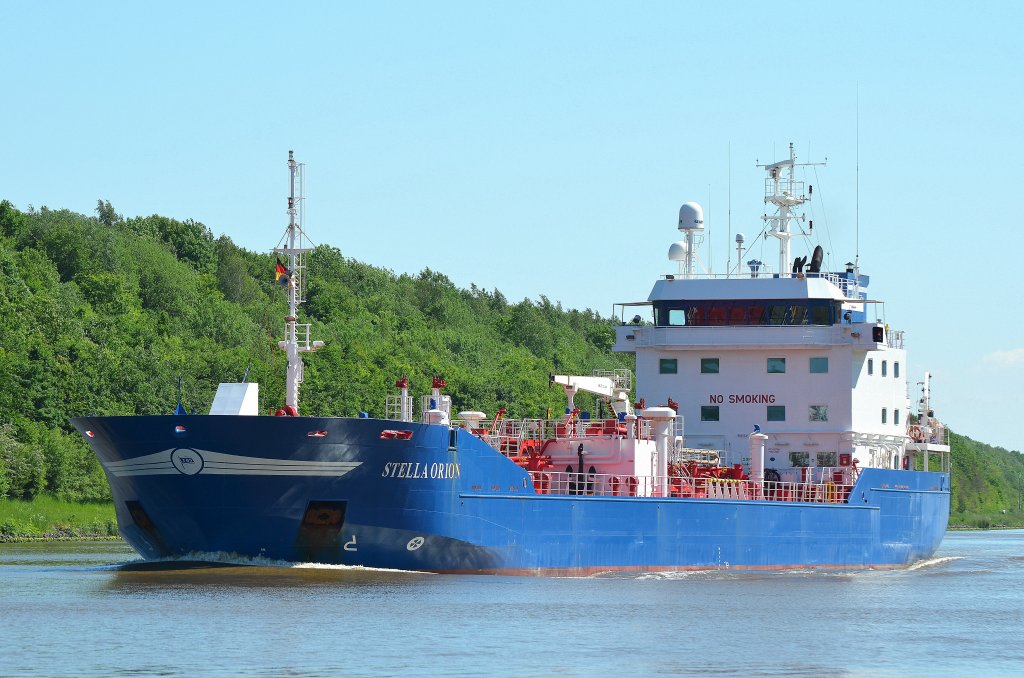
[102, 449, 362, 477]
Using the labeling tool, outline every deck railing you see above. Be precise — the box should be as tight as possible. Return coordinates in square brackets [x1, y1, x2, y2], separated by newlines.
[450, 417, 657, 446]
[527, 471, 854, 505]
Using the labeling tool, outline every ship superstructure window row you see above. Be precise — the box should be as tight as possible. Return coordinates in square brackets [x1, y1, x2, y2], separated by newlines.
[767, 405, 786, 421]
[654, 299, 839, 327]
[700, 358, 720, 374]
[659, 358, 678, 374]
[788, 451, 839, 468]
[809, 357, 828, 374]
[701, 406, 720, 422]
[767, 358, 786, 373]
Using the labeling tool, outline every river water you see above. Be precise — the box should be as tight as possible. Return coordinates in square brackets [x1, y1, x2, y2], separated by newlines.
[1, 531, 1022, 677]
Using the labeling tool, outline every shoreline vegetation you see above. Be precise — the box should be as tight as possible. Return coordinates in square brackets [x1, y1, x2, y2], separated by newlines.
[2, 201, 1024, 540]
[0, 496, 117, 540]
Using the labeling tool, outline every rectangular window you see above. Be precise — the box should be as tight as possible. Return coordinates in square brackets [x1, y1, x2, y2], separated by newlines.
[700, 358, 720, 374]
[810, 303, 832, 325]
[659, 358, 678, 374]
[809, 405, 829, 422]
[882, 408, 888, 424]
[668, 309, 686, 326]
[868, 359, 874, 376]
[789, 451, 810, 467]
[809, 357, 828, 374]
[700, 406, 720, 422]
[816, 451, 837, 467]
[767, 357, 786, 373]
[767, 405, 786, 421]
[768, 305, 788, 325]
[894, 362, 900, 378]
[882, 360, 888, 377]
[895, 409, 900, 426]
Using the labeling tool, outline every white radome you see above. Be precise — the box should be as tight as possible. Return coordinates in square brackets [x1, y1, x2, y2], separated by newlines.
[668, 240, 689, 262]
[678, 202, 704, 231]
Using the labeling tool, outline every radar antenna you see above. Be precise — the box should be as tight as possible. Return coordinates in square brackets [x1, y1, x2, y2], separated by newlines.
[274, 151, 323, 412]
[758, 143, 825, 278]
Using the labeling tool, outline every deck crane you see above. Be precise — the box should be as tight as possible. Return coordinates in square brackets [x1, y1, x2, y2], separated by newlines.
[549, 373, 632, 420]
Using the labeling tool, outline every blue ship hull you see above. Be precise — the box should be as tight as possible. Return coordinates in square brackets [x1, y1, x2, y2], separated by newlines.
[72, 415, 950, 575]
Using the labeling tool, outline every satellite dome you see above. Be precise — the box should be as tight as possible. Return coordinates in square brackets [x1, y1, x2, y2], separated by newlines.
[735, 232, 745, 243]
[678, 202, 704, 231]
[668, 240, 689, 262]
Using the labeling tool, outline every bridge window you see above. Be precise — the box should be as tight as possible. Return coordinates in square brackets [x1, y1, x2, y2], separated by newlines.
[810, 304, 831, 325]
[809, 405, 828, 422]
[700, 406, 720, 422]
[767, 358, 786, 373]
[653, 299, 836, 327]
[767, 304, 788, 325]
[700, 358, 720, 374]
[816, 451, 837, 467]
[767, 405, 786, 421]
[659, 358, 678, 374]
[809, 357, 828, 374]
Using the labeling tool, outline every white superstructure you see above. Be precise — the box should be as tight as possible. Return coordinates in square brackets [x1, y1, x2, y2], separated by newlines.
[613, 144, 949, 481]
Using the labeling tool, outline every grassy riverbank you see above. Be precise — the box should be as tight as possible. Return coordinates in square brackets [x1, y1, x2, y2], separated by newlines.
[949, 512, 1024, 530]
[0, 496, 118, 540]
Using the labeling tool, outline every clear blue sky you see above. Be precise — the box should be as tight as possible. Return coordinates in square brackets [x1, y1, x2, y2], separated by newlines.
[2, 1, 1021, 451]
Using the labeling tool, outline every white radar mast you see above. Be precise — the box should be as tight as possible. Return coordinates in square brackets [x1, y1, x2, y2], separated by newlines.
[758, 143, 824, 278]
[274, 151, 323, 413]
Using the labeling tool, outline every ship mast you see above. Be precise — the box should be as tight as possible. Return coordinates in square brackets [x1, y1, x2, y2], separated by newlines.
[274, 151, 323, 413]
[758, 143, 824, 277]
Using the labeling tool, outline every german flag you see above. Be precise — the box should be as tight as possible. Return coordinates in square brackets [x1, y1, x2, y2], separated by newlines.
[275, 258, 291, 286]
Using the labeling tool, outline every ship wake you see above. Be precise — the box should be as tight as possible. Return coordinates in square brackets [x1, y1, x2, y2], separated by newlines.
[113, 551, 430, 575]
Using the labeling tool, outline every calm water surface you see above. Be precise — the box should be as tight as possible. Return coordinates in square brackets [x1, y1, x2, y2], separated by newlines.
[1, 532, 1022, 677]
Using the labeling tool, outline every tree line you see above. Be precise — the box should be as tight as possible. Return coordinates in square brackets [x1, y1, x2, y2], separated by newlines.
[0, 199, 630, 501]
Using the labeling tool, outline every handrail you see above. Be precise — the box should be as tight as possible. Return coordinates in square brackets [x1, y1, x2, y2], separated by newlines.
[527, 470, 855, 504]
[452, 417, 656, 444]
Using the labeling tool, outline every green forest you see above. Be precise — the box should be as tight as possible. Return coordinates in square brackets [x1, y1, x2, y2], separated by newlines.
[0, 200, 630, 505]
[1, 199, 1022, 530]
